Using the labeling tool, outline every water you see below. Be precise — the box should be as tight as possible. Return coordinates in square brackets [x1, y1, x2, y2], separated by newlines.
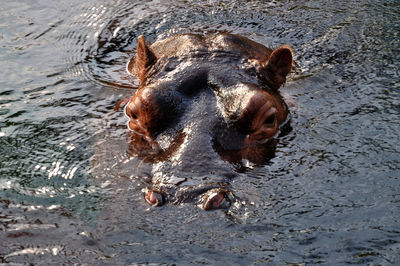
[1, 0, 399, 264]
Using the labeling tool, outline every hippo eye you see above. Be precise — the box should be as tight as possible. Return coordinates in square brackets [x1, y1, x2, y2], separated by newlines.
[124, 105, 137, 120]
[264, 113, 275, 126]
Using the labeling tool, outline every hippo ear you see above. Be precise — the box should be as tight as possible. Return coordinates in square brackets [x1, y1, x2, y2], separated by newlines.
[133, 35, 157, 84]
[263, 45, 293, 90]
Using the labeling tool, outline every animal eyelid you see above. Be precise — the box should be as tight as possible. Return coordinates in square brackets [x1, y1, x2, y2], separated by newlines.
[250, 103, 275, 131]
[264, 113, 276, 125]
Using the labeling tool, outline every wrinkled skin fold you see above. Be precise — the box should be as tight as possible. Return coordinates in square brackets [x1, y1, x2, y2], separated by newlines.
[121, 33, 293, 210]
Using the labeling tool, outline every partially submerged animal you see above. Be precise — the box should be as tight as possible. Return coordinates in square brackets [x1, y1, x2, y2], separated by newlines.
[122, 33, 293, 210]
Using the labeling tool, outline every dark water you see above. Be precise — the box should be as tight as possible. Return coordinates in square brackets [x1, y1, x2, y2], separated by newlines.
[1, 0, 399, 264]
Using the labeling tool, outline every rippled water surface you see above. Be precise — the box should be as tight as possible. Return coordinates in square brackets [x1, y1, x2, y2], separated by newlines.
[1, 0, 399, 264]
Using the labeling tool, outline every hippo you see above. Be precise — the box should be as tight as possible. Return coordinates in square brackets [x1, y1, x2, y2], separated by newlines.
[122, 33, 293, 210]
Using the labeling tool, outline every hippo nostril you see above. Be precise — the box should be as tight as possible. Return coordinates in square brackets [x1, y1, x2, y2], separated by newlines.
[145, 189, 165, 206]
[201, 189, 230, 210]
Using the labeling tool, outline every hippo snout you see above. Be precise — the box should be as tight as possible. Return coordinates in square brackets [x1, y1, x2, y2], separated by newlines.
[201, 188, 231, 210]
[145, 182, 233, 210]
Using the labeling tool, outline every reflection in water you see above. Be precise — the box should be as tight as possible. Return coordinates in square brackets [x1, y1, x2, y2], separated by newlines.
[0, 0, 399, 264]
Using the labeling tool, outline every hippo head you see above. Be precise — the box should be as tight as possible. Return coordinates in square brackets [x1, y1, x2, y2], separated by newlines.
[123, 33, 293, 210]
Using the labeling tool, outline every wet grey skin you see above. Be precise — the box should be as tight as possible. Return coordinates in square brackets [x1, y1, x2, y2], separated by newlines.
[123, 33, 293, 210]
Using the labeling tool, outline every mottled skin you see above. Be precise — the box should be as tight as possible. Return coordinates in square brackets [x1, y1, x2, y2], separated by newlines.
[123, 33, 293, 209]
